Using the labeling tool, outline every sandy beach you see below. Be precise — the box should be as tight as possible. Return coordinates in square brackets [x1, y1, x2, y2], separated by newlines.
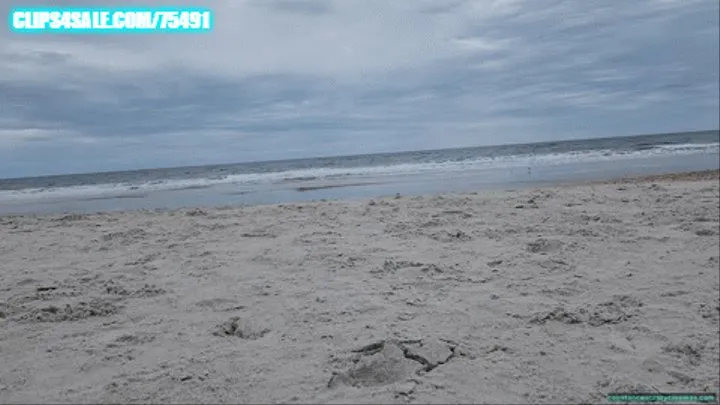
[0, 170, 718, 404]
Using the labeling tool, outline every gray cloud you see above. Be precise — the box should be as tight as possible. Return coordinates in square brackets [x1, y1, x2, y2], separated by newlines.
[258, 0, 334, 15]
[0, 0, 718, 177]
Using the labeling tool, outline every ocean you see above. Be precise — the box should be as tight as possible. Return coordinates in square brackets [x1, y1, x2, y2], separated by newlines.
[1, 130, 718, 215]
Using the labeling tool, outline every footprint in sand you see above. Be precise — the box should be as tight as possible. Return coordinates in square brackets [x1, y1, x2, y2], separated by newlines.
[212, 316, 270, 340]
[328, 338, 463, 389]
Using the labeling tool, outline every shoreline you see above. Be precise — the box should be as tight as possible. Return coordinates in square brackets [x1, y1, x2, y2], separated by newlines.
[1, 168, 718, 403]
[1, 169, 718, 219]
[546, 169, 720, 191]
[592, 168, 719, 185]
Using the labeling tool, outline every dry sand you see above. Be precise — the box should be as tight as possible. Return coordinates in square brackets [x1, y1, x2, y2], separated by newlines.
[0, 170, 718, 404]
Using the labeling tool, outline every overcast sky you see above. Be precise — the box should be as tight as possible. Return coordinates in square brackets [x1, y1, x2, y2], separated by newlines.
[1, 0, 718, 177]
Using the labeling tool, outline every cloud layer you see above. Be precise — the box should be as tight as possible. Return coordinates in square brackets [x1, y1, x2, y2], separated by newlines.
[1, 0, 718, 177]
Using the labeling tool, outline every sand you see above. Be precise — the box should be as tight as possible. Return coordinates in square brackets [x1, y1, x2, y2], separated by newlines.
[0, 170, 718, 404]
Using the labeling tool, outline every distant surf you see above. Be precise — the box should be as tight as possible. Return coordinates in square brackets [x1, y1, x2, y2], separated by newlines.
[0, 130, 718, 208]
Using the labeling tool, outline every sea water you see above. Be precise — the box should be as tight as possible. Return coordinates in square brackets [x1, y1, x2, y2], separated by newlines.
[0, 130, 717, 215]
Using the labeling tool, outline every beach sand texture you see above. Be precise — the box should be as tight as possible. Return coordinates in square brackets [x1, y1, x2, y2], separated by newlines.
[1, 171, 718, 404]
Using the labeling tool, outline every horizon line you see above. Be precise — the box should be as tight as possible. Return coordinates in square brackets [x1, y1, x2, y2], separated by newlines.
[1, 128, 718, 182]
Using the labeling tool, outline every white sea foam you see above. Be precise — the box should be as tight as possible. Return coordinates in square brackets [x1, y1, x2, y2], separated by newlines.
[1, 142, 717, 202]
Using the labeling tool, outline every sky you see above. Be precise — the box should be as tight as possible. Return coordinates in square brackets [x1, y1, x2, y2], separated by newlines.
[0, 0, 718, 178]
